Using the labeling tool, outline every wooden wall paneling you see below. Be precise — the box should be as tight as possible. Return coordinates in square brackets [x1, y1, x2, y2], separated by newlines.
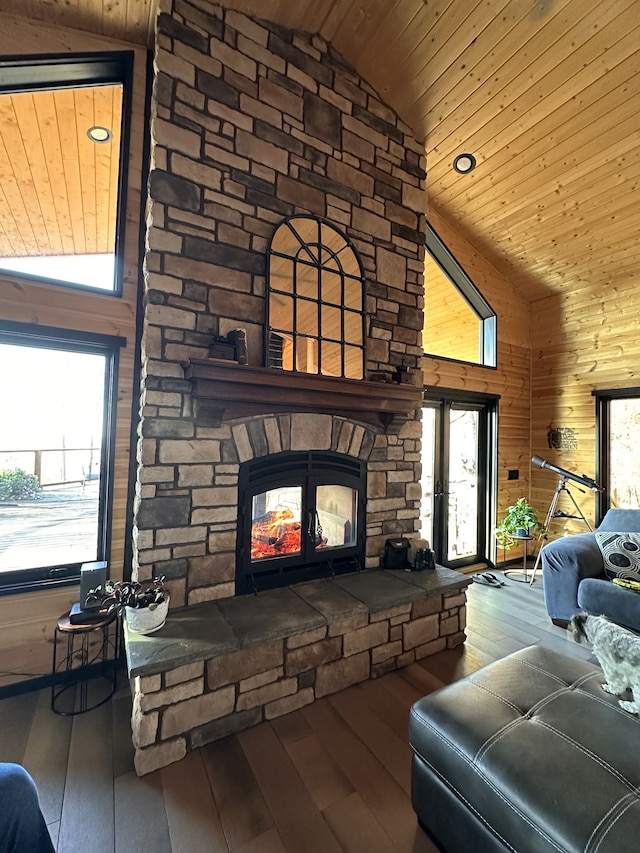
[0, 588, 77, 687]
[425, 258, 481, 348]
[530, 277, 640, 535]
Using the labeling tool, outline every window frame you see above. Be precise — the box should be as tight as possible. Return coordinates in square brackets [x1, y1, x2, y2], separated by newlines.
[424, 223, 497, 368]
[0, 319, 124, 595]
[422, 386, 499, 568]
[0, 51, 134, 297]
[593, 385, 640, 524]
[266, 215, 366, 379]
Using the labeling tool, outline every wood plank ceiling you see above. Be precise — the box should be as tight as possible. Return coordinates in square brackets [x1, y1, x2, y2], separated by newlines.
[0, 86, 122, 258]
[1, 0, 638, 302]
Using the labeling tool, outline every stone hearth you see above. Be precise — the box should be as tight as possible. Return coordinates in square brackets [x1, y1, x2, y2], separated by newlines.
[126, 567, 470, 775]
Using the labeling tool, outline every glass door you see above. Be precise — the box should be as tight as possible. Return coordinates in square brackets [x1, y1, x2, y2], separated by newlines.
[447, 407, 480, 561]
[595, 389, 640, 519]
[421, 393, 496, 569]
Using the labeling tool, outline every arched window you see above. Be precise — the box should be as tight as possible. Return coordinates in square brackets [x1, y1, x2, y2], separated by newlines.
[267, 216, 365, 380]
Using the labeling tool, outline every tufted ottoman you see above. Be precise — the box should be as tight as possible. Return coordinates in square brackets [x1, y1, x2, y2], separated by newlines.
[409, 645, 640, 852]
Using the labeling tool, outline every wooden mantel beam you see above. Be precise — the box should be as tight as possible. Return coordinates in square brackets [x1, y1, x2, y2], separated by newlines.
[182, 359, 423, 429]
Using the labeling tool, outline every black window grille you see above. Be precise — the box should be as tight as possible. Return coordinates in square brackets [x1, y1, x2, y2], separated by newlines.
[267, 215, 365, 380]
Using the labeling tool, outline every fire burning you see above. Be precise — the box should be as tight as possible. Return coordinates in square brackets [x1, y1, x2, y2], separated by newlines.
[251, 508, 302, 560]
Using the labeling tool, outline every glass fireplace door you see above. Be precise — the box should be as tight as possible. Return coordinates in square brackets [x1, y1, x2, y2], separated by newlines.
[237, 451, 366, 594]
[314, 483, 358, 550]
[250, 485, 303, 561]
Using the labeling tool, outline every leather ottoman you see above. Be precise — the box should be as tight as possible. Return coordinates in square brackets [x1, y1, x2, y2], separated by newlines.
[409, 645, 640, 852]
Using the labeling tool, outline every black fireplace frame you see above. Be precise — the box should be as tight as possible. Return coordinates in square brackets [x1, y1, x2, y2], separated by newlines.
[236, 450, 366, 594]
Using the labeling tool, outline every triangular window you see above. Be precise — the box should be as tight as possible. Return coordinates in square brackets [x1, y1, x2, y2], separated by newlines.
[424, 223, 496, 368]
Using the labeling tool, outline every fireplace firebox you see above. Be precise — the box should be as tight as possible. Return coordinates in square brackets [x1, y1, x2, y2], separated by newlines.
[236, 451, 366, 594]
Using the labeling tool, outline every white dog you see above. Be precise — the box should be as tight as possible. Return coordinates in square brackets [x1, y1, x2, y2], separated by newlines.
[569, 613, 640, 714]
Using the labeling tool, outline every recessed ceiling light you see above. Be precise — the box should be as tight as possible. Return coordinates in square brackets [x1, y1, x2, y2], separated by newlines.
[453, 153, 477, 174]
[87, 125, 113, 143]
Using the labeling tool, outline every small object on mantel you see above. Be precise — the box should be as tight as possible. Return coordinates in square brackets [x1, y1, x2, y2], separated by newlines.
[392, 361, 411, 384]
[208, 334, 236, 361]
[227, 328, 248, 364]
[369, 371, 394, 383]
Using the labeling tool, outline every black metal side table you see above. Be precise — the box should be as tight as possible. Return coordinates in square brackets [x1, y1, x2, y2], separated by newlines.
[504, 534, 536, 585]
[51, 609, 119, 716]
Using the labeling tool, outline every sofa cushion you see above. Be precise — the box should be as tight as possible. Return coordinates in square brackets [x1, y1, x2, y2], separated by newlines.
[409, 646, 640, 853]
[598, 508, 640, 532]
[596, 531, 640, 582]
[578, 577, 640, 633]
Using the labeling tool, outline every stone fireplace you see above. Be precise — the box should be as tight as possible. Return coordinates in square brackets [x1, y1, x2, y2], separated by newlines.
[134, 2, 427, 605]
[124, 2, 474, 778]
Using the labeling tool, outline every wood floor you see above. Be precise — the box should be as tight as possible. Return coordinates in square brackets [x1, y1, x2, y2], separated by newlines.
[0, 575, 596, 853]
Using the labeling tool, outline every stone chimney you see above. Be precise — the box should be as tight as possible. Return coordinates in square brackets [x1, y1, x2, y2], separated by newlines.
[135, 1, 427, 608]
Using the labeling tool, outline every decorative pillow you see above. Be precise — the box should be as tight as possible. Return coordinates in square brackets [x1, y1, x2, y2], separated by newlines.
[595, 531, 640, 582]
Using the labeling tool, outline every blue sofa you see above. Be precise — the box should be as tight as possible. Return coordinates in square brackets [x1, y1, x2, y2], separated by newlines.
[541, 508, 640, 633]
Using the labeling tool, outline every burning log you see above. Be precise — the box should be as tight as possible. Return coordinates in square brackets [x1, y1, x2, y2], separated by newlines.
[251, 507, 302, 560]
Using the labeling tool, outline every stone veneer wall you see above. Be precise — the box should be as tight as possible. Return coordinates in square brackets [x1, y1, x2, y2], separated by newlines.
[136, 0, 427, 604]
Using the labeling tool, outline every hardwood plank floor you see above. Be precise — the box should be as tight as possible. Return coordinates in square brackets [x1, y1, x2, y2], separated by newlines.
[0, 576, 596, 853]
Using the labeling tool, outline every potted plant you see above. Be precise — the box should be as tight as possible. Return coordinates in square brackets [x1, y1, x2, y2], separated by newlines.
[496, 498, 544, 550]
[85, 576, 169, 635]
